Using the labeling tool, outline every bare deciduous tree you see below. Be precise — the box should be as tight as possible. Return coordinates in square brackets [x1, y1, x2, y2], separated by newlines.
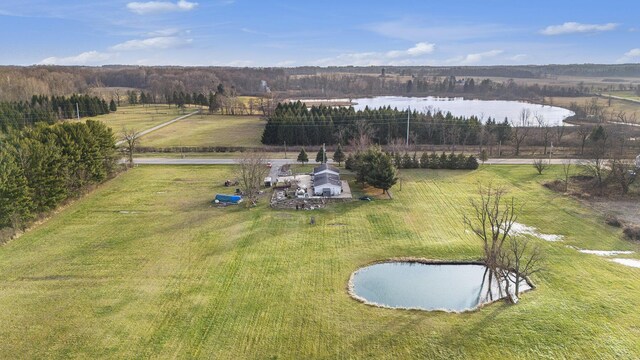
[464, 184, 519, 298]
[576, 126, 591, 156]
[349, 120, 373, 152]
[510, 109, 531, 156]
[498, 236, 544, 301]
[533, 158, 549, 175]
[465, 184, 543, 304]
[237, 152, 270, 207]
[121, 127, 142, 168]
[609, 158, 637, 194]
[561, 160, 573, 192]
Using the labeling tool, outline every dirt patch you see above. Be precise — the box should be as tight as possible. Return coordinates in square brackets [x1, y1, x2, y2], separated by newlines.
[587, 199, 640, 228]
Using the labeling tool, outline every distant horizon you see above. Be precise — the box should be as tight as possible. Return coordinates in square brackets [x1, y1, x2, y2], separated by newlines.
[1, 0, 639, 67]
[2, 63, 640, 69]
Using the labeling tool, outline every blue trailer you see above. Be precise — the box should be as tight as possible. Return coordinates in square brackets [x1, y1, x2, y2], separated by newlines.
[213, 194, 243, 205]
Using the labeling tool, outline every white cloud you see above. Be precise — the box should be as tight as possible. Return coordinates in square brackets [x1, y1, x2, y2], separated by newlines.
[445, 50, 503, 65]
[315, 42, 435, 66]
[38, 51, 112, 65]
[126, 0, 198, 15]
[110, 36, 193, 51]
[146, 28, 182, 37]
[365, 19, 509, 42]
[617, 48, 640, 63]
[540, 22, 618, 35]
[509, 54, 528, 62]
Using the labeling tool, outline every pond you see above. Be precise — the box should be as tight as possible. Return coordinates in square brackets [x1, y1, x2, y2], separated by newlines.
[331, 96, 574, 126]
[349, 261, 531, 312]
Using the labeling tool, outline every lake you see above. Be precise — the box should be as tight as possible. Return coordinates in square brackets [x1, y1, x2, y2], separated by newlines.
[322, 96, 574, 126]
[349, 262, 531, 312]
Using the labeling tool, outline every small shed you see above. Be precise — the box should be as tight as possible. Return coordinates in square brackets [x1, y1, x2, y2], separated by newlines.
[312, 173, 342, 196]
[264, 177, 273, 187]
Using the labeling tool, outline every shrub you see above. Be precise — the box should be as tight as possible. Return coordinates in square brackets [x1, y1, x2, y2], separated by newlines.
[605, 215, 622, 228]
[623, 225, 640, 241]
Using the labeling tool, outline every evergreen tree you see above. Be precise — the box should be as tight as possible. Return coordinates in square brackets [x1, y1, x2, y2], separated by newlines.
[362, 148, 398, 194]
[109, 99, 117, 112]
[315, 147, 327, 163]
[401, 152, 412, 169]
[333, 144, 345, 166]
[297, 148, 308, 164]
[420, 152, 430, 168]
[0, 149, 32, 229]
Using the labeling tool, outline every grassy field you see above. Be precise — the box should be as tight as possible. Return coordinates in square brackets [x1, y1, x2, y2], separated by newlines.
[0, 165, 639, 359]
[79, 104, 185, 137]
[141, 114, 265, 148]
[546, 96, 640, 123]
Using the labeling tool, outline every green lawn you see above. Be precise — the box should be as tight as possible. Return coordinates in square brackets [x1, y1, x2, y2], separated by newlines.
[78, 104, 184, 137]
[0, 165, 639, 359]
[141, 114, 265, 148]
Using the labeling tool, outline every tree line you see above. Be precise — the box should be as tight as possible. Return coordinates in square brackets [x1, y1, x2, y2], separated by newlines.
[0, 121, 118, 235]
[261, 101, 511, 147]
[3, 65, 638, 103]
[0, 94, 112, 132]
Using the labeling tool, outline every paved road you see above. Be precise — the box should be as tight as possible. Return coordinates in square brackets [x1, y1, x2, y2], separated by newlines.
[115, 110, 201, 146]
[132, 157, 594, 166]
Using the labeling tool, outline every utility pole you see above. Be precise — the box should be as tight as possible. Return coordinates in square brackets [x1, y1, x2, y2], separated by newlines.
[322, 143, 326, 163]
[406, 106, 410, 148]
[76, 103, 80, 120]
[284, 141, 287, 159]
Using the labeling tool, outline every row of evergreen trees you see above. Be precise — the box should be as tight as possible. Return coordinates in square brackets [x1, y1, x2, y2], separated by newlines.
[261, 101, 511, 146]
[388, 152, 479, 170]
[1, 94, 113, 132]
[346, 152, 478, 171]
[0, 121, 118, 232]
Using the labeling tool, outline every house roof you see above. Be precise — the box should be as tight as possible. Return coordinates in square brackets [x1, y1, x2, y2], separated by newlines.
[313, 163, 339, 174]
[313, 173, 341, 187]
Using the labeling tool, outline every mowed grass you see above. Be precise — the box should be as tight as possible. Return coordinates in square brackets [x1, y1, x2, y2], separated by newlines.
[141, 114, 265, 148]
[78, 104, 185, 137]
[0, 165, 639, 359]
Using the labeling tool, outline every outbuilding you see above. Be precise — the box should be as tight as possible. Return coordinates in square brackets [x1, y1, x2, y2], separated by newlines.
[313, 173, 342, 196]
[313, 163, 340, 176]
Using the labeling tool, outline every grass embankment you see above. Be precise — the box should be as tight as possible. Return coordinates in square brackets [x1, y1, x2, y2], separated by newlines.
[141, 114, 264, 148]
[0, 165, 638, 358]
[79, 104, 184, 137]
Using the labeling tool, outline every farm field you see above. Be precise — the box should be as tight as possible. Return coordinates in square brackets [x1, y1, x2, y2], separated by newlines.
[141, 114, 265, 148]
[0, 165, 638, 358]
[78, 104, 185, 137]
[545, 96, 640, 123]
[601, 91, 640, 102]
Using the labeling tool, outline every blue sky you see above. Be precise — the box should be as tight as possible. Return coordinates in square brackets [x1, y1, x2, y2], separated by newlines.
[1, 0, 639, 66]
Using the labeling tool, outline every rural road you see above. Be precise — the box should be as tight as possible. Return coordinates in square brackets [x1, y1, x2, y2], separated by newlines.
[598, 93, 640, 105]
[115, 110, 201, 146]
[132, 158, 592, 166]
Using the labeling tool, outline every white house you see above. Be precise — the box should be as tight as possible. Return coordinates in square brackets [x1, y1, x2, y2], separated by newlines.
[312, 173, 342, 196]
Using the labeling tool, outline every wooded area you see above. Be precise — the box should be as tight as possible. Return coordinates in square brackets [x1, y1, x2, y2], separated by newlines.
[0, 121, 117, 238]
